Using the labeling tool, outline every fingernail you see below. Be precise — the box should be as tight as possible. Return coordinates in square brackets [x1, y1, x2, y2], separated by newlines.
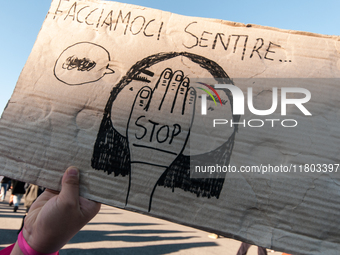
[164, 71, 171, 79]
[175, 74, 183, 81]
[68, 167, 79, 176]
[140, 89, 150, 99]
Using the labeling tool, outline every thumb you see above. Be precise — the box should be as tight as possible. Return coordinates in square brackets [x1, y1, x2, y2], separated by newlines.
[60, 166, 80, 204]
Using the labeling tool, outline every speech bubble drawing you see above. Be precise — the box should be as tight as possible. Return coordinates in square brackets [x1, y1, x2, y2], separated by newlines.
[54, 42, 114, 85]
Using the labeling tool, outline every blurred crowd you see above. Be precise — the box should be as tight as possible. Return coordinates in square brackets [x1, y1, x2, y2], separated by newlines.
[0, 176, 44, 233]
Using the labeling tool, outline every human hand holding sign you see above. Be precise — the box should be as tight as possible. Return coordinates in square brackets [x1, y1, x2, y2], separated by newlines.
[126, 68, 196, 211]
[10, 167, 100, 255]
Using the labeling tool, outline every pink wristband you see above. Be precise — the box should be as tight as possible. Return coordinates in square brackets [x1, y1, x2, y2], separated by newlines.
[18, 231, 59, 255]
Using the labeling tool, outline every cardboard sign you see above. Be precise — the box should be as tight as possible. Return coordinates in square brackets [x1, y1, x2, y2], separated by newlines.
[1, 1, 340, 254]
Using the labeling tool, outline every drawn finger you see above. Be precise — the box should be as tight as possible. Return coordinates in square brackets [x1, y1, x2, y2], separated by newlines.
[184, 87, 196, 119]
[150, 68, 172, 110]
[157, 70, 183, 113]
[171, 77, 190, 114]
[127, 86, 152, 137]
[137, 86, 152, 110]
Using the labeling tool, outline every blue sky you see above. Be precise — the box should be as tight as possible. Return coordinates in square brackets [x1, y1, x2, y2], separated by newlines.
[0, 0, 339, 114]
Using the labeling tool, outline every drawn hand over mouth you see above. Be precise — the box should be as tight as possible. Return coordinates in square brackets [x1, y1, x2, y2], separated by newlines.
[126, 67, 196, 211]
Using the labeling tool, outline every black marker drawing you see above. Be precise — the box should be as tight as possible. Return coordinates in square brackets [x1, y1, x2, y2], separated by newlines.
[54, 42, 114, 85]
[91, 52, 240, 211]
[62, 55, 96, 71]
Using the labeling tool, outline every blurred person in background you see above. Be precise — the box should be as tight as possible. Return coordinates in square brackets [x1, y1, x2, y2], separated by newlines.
[237, 242, 268, 255]
[11, 180, 26, 212]
[18, 184, 45, 233]
[0, 177, 11, 202]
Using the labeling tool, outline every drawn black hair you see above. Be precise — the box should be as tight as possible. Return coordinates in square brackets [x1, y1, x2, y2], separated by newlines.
[91, 52, 240, 199]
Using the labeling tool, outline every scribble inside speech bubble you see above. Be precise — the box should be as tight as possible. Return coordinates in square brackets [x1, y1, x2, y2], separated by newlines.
[54, 42, 114, 85]
[62, 56, 96, 71]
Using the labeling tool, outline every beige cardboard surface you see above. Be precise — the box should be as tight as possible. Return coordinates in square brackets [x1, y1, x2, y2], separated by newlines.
[1, 0, 340, 254]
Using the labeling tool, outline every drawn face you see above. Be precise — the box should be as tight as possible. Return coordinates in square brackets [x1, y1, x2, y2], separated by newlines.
[111, 55, 234, 156]
[92, 52, 238, 209]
